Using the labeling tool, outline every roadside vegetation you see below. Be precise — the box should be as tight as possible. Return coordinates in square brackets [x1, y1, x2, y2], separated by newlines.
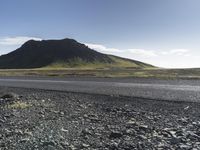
[0, 67, 200, 79]
[7, 101, 31, 109]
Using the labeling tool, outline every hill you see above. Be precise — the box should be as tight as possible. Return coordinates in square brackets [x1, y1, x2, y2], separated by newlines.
[0, 38, 154, 69]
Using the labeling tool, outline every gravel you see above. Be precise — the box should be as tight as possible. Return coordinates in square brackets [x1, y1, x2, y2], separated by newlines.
[0, 87, 200, 149]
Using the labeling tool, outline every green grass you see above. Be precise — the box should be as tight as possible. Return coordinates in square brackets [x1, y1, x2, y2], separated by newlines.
[0, 54, 157, 78]
[7, 101, 31, 109]
[0, 56, 198, 79]
[0, 68, 200, 79]
[43, 56, 154, 70]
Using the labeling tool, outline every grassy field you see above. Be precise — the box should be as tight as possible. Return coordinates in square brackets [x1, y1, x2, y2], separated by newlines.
[43, 55, 153, 69]
[0, 68, 200, 79]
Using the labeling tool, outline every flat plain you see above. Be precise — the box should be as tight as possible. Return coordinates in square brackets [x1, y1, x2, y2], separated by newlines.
[0, 68, 200, 79]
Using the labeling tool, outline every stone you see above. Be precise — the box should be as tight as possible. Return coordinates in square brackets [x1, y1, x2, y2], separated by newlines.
[81, 128, 92, 136]
[42, 141, 56, 147]
[109, 131, 123, 139]
[60, 141, 69, 148]
[139, 125, 149, 132]
[82, 143, 90, 148]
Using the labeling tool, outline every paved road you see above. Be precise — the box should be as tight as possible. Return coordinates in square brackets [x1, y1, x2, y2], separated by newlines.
[0, 76, 200, 102]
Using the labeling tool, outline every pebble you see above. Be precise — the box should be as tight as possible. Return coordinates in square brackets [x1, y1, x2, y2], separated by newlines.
[109, 131, 123, 139]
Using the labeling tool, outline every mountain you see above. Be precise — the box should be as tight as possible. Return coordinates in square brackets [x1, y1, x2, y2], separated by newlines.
[0, 38, 154, 69]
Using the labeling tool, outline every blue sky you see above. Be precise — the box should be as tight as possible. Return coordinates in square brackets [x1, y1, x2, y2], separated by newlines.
[1, 0, 200, 68]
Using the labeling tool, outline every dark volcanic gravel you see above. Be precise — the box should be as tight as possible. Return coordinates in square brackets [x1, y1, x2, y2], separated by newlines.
[0, 87, 200, 150]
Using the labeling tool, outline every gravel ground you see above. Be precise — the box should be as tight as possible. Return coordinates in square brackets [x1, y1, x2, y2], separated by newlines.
[0, 87, 200, 150]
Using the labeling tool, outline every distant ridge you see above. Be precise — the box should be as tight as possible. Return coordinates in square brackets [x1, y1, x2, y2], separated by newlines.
[0, 38, 154, 69]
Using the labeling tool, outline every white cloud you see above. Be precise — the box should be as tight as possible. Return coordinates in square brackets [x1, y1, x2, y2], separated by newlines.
[85, 43, 123, 53]
[86, 42, 192, 59]
[161, 49, 189, 55]
[0, 36, 42, 46]
[128, 49, 157, 57]
[85, 43, 196, 68]
[170, 49, 189, 53]
[86, 43, 157, 58]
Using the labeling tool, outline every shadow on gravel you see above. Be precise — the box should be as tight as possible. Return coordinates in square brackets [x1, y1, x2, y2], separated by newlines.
[0, 92, 19, 106]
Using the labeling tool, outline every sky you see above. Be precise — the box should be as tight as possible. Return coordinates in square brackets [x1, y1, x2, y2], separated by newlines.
[1, 0, 200, 68]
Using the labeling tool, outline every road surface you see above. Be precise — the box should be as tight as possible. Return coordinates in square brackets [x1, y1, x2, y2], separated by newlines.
[0, 76, 200, 102]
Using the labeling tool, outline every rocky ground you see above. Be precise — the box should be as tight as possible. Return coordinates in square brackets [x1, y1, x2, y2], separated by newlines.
[0, 87, 200, 150]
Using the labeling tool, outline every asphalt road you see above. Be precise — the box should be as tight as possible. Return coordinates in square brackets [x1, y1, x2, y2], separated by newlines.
[0, 76, 200, 102]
